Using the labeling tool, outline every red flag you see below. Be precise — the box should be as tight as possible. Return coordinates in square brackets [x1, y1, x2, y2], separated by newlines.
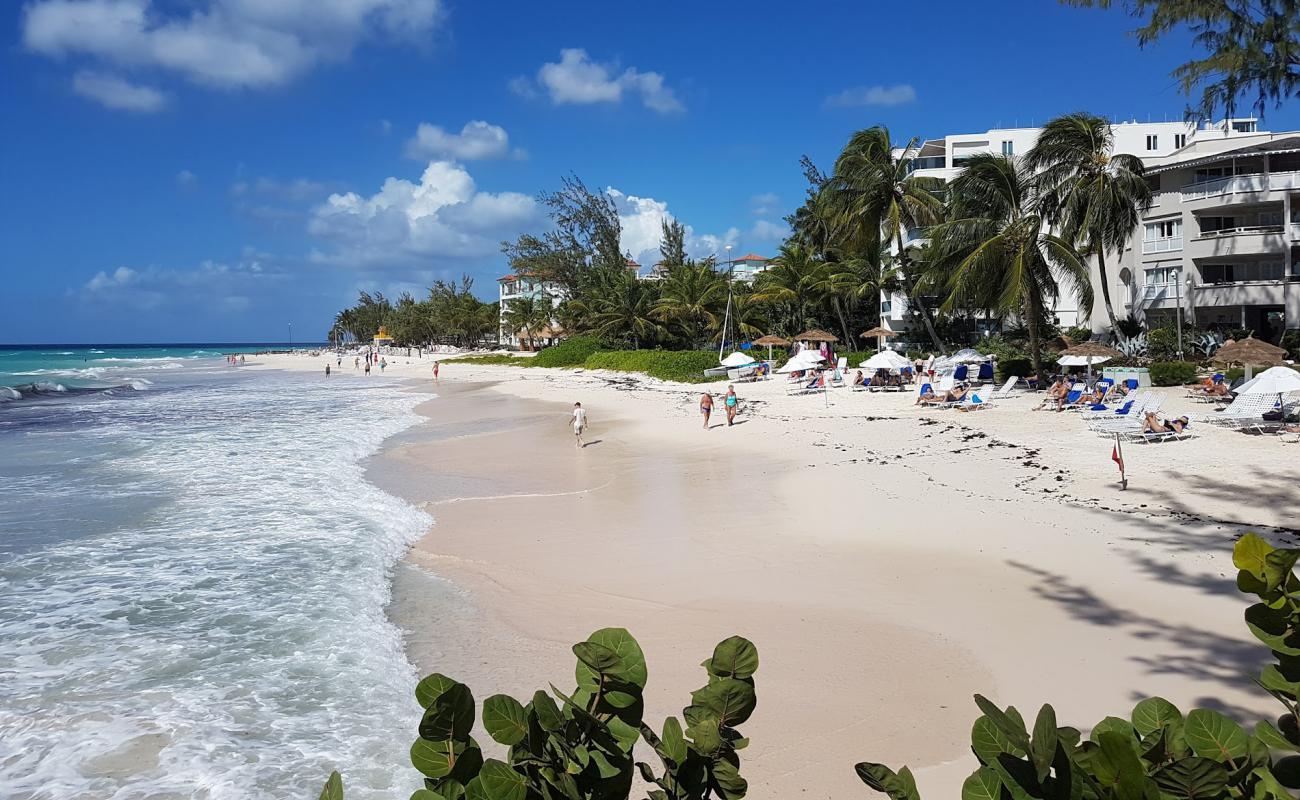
[1111, 442, 1124, 474]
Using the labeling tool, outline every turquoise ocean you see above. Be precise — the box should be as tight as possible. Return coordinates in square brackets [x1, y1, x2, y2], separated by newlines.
[0, 345, 430, 799]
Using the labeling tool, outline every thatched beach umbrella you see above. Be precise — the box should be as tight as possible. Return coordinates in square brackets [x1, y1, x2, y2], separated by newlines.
[796, 329, 839, 343]
[752, 334, 790, 361]
[860, 325, 897, 351]
[1058, 341, 1123, 380]
[1212, 336, 1287, 380]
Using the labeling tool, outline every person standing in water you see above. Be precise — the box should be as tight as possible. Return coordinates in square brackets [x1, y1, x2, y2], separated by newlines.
[570, 402, 588, 449]
[723, 384, 740, 426]
[699, 392, 714, 430]
[379, 357, 386, 373]
[432, 361, 440, 383]
[325, 364, 331, 377]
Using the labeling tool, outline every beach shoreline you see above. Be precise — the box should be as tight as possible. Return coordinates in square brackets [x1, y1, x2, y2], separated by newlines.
[251, 351, 1298, 798]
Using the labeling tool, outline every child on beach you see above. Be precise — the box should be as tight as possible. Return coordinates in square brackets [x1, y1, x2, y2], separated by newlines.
[433, 361, 440, 383]
[379, 358, 386, 373]
[571, 402, 587, 448]
[699, 393, 714, 429]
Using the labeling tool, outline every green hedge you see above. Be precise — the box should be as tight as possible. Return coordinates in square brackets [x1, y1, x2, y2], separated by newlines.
[1149, 361, 1199, 386]
[455, 354, 530, 366]
[583, 350, 725, 383]
[529, 336, 605, 368]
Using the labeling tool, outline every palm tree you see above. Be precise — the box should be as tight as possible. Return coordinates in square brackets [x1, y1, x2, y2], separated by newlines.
[827, 126, 947, 351]
[1024, 112, 1152, 331]
[653, 261, 727, 346]
[503, 294, 553, 350]
[927, 153, 1094, 377]
[575, 271, 664, 348]
[752, 243, 829, 335]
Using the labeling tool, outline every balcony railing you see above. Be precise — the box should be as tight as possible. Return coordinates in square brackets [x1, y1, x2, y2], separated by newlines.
[1291, 222, 1300, 241]
[1179, 170, 1300, 201]
[1141, 236, 1183, 254]
[1196, 224, 1284, 238]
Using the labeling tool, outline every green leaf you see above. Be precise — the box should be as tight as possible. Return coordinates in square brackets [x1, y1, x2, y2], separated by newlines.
[1184, 710, 1248, 763]
[419, 683, 476, 742]
[1246, 603, 1300, 656]
[1257, 721, 1300, 753]
[686, 716, 723, 756]
[572, 641, 622, 675]
[462, 778, 486, 800]
[482, 695, 529, 747]
[1263, 550, 1300, 591]
[1091, 716, 1139, 748]
[972, 715, 1025, 763]
[583, 628, 648, 688]
[1132, 697, 1183, 736]
[411, 739, 457, 779]
[690, 679, 757, 727]
[1152, 757, 1227, 800]
[712, 758, 749, 800]
[707, 637, 759, 680]
[1030, 704, 1058, 783]
[1094, 731, 1159, 800]
[661, 716, 688, 764]
[1234, 534, 1275, 576]
[531, 690, 563, 731]
[1251, 765, 1293, 800]
[477, 759, 526, 800]
[416, 674, 459, 709]
[318, 771, 343, 800]
[854, 763, 921, 800]
[410, 791, 444, 800]
[974, 695, 1031, 751]
[961, 767, 1001, 800]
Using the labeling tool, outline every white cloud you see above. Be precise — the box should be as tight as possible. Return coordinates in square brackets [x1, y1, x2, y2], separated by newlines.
[405, 120, 511, 161]
[308, 160, 541, 268]
[25, 0, 443, 102]
[824, 84, 917, 108]
[175, 169, 197, 187]
[604, 188, 782, 267]
[750, 192, 778, 217]
[80, 253, 282, 311]
[71, 70, 165, 111]
[516, 49, 683, 113]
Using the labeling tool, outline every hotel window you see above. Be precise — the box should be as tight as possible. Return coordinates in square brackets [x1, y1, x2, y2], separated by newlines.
[1174, 133, 1187, 148]
[1143, 219, 1182, 252]
[1144, 266, 1180, 286]
[1145, 134, 1158, 150]
[1001, 140, 1014, 156]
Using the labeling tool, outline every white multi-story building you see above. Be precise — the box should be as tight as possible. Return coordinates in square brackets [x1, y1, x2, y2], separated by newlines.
[726, 253, 772, 283]
[497, 272, 568, 349]
[880, 117, 1296, 342]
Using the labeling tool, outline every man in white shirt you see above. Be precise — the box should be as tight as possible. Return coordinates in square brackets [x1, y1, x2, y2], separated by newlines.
[571, 402, 588, 449]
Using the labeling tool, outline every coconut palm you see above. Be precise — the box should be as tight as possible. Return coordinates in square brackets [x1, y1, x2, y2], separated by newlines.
[752, 243, 829, 335]
[1024, 112, 1152, 331]
[826, 126, 947, 350]
[927, 153, 1094, 377]
[574, 270, 664, 348]
[502, 294, 553, 350]
[653, 261, 728, 346]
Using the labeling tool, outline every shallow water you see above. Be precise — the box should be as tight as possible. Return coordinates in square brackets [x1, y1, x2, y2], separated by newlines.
[0, 350, 431, 799]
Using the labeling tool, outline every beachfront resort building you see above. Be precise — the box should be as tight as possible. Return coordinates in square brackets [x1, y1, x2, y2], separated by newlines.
[497, 272, 568, 349]
[726, 253, 772, 283]
[880, 117, 1298, 344]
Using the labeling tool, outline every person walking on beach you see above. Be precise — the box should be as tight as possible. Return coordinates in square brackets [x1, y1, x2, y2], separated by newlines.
[433, 361, 440, 383]
[699, 392, 714, 429]
[723, 385, 740, 426]
[325, 364, 331, 377]
[571, 402, 588, 449]
[379, 357, 386, 373]
[364, 360, 371, 376]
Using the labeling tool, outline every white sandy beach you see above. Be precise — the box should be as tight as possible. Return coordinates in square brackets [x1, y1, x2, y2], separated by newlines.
[254, 350, 1298, 798]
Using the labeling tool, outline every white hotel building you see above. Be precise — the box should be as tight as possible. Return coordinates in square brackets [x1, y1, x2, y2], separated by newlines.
[884, 117, 1299, 343]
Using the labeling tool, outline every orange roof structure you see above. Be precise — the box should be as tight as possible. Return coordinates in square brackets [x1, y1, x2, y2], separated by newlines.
[733, 253, 769, 262]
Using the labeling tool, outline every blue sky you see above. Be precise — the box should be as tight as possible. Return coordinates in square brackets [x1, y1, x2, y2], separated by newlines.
[2, 0, 1297, 344]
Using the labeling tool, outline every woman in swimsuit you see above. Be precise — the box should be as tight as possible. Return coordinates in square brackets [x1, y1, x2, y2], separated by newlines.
[699, 392, 714, 429]
[724, 385, 739, 426]
[1141, 412, 1189, 434]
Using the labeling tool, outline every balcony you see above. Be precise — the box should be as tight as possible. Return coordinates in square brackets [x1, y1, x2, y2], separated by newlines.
[1187, 226, 1286, 259]
[1192, 280, 1289, 308]
[1141, 236, 1182, 255]
[1179, 170, 1300, 202]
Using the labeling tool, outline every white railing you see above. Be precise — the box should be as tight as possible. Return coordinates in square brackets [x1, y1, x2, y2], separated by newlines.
[1180, 170, 1299, 201]
[1141, 236, 1183, 254]
[1141, 284, 1171, 302]
[1196, 225, 1284, 238]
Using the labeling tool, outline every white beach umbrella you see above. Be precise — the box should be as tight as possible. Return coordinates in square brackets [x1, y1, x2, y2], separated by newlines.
[860, 350, 913, 371]
[775, 352, 825, 373]
[1057, 354, 1112, 367]
[720, 351, 757, 368]
[1235, 366, 1300, 396]
[933, 349, 990, 373]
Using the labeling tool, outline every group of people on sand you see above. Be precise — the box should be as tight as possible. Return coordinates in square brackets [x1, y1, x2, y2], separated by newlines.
[699, 385, 742, 429]
[226, 354, 245, 366]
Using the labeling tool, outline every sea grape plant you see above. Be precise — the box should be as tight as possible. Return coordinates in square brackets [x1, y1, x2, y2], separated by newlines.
[856, 533, 1300, 800]
[317, 628, 759, 800]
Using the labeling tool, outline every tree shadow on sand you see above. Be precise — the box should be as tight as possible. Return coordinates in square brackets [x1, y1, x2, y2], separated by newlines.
[1008, 560, 1264, 692]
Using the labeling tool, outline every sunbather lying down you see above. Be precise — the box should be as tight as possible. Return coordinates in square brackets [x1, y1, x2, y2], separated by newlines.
[916, 384, 968, 405]
[1141, 412, 1189, 434]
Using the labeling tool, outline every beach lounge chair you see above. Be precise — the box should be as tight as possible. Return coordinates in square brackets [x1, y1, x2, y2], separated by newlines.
[1058, 383, 1085, 410]
[986, 376, 1020, 401]
[954, 392, 988, 412]
[1195, 394, 1279, 434]
[953, 365, 969, 382]
[974, 363, 994, 383]
[1126, 419, 1194, 443]
[1091, 394, 1166, 434]
[1082, 392, 1147, 427]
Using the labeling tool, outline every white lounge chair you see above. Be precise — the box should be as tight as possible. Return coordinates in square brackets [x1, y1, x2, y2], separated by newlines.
[986, 376, 1020, 401]
[1195, 394, 1279, 434]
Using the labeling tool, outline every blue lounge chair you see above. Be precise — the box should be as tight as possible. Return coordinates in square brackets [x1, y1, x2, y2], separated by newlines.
[975, 363, 993, 382]
[953, 365, 969, 381]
